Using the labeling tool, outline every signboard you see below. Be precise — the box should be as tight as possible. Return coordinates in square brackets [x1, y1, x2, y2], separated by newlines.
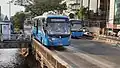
[51, 19, 66, 22]
[47, 18, 68, 23]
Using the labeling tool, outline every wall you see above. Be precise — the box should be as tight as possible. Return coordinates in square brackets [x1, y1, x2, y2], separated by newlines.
[86, 27, 100, 34]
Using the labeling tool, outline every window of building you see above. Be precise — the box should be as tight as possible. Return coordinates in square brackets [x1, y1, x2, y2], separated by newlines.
[117, 3, 120, 8]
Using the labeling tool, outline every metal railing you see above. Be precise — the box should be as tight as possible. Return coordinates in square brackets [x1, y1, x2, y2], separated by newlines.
[99, 35, 120, 41]
[33, 38, 71, 68]
[94, 35, 120, 46]
[0, 34, 31, 42]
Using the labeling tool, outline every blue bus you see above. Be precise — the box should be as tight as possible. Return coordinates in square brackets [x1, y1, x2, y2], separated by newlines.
[70, 19, 84, 38]
[32, 15, 71, 46]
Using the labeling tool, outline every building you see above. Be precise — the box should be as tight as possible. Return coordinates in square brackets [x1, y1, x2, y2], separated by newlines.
[0, 6, 6, 22]
[61, 0, 82, 17]
[62, 0, 110, 34]
[83, 0, 109, 34]
[62, 0, 101, 19]
[107, 0, 120, 33]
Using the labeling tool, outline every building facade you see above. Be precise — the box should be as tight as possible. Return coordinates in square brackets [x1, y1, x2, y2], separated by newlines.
[62, 0, 110, 34]
[108, 0, 120, 33]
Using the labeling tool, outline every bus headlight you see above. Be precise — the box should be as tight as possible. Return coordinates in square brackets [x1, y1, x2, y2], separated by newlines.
[49, 37, 56, 42]
[51, 38, 56, 40]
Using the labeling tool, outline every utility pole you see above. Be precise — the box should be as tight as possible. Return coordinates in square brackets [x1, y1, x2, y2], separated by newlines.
[0, 6, 1, 21]
[7, 1, 13, 20]
[96, 0, 99, 15]
[81, 0, 83, 26]
[88, 0, 90, 27]
[81, 0, 83, 7]
[88, 0, 90, 17]
[106, 0, 109, 35]
[96, 0, 100, 35]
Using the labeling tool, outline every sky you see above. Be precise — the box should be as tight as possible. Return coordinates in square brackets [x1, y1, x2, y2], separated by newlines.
[0, 0, 25, 18]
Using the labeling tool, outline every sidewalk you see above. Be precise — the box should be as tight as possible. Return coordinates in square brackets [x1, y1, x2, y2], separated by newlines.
[93, 35, 120, 45]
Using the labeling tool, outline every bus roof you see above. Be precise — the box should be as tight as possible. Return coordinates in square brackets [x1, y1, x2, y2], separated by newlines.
[47, 15, 68, 18]
[33, 16, 45, 19]
[69, 19, 81, 21]
[70, 19, 82, 24]
[33, 15, 68, 19]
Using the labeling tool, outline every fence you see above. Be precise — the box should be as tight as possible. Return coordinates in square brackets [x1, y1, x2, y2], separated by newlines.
[33, 38, 71, 68]
[0, 34, 31, 42]
[94, 35, 120, 45]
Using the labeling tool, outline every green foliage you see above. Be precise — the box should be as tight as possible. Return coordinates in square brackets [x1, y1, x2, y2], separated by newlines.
[25, 0, 67, 16]
[69, 13, 75, 19]
[13, 12, 26, 30]
[76, 6, 88, 19]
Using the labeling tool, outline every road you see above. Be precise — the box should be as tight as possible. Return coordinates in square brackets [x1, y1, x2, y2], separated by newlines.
[24, 25, 120, 68]
[54, 38, 120, 68]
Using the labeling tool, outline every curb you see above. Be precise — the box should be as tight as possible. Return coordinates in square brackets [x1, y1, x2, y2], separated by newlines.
[93, 36, 120, 45]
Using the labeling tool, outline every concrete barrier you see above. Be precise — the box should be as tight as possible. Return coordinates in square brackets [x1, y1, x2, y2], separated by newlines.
[33, 38, 71, 68]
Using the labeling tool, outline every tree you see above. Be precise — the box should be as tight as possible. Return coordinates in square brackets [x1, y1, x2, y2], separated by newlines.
[76, 6, 88, 20]
[69, 13, 75, 19]
[13, 12, 26, 30]
[25, 0, 67, 16]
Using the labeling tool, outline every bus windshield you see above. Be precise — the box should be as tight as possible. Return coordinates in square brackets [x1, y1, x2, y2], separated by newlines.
[47, 23, 70, 35]
[70, 20, 82, 31]
[71, 24, 82, 31]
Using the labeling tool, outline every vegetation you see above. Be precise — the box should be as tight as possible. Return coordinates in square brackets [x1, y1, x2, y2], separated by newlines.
[12, 0, 67, 31]
[69, 13, 75, 19]
[25, 0, 67, 16]
[12, 12, 26, 31]
[76, 6, 88, 20]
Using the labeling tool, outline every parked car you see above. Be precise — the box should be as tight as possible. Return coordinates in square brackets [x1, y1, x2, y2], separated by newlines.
[81, 27, 95, 37]
[82, 27, 89, 32]
[107, 30, 116, 36]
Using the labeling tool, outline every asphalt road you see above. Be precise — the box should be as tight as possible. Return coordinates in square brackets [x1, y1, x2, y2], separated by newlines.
[24, 25, 120, 68]
[54, 38, 120, 68]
